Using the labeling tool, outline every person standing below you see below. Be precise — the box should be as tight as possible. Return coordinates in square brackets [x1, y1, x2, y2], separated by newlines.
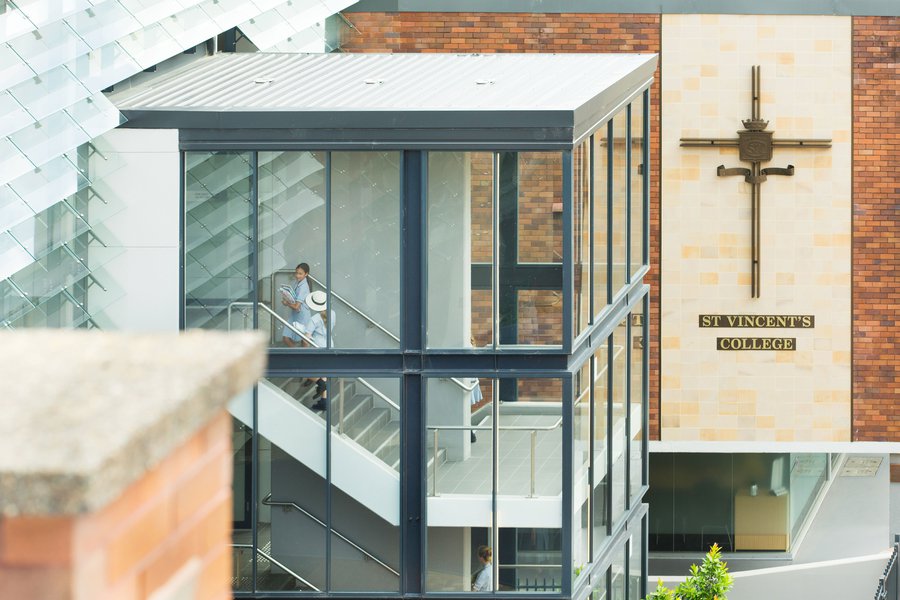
[281, 263, 311, 347]
[471, 545, 493, 592]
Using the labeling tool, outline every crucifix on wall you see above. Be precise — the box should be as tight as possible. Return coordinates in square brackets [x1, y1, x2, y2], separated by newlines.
[680, 66, 831, 298]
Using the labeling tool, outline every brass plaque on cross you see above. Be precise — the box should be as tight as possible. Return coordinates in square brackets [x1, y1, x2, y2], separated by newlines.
[680, 66, 832, 298]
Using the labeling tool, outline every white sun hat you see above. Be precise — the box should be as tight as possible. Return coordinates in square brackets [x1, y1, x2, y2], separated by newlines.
[305, 290, 328, 312]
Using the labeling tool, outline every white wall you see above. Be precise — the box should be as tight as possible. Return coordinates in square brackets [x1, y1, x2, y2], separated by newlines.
[89, 128, 180, 332]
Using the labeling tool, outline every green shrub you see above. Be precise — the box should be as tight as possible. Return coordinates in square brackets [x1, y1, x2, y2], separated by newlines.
[643, 544, 733, 600]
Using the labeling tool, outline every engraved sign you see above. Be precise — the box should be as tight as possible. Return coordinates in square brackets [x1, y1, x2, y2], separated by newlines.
[699, 314, 815, 328]
[717, 337, 796, 351]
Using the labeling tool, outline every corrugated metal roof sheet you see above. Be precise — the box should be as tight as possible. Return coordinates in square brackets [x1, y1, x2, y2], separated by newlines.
[112, 52, 657, 148]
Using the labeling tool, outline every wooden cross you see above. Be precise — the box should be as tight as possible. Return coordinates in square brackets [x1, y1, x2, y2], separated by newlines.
[680, 66, 831, 298]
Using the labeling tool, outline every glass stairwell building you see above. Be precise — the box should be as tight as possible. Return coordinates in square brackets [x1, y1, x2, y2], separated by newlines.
[110, 52, 657, 598]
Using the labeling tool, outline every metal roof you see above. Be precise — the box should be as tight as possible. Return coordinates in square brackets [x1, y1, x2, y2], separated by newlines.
[112, 52, 657, 150]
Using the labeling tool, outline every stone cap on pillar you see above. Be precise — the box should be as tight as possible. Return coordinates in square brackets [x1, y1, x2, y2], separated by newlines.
[0, 330, 266, 517]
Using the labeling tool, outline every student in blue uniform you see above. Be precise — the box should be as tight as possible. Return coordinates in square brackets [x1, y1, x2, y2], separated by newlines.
[281, 262, 311, 347]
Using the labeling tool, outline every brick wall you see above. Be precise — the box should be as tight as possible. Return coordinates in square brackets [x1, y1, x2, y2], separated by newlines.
[0, 413, 233, 600]
[344, 12, 663, 437]
[852, 17, 900, 442]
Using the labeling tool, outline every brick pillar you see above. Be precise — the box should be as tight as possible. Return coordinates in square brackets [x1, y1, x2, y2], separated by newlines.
[0, 330, 265, 600]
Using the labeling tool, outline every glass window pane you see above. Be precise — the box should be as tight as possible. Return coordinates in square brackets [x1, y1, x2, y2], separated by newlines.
[426, 151, 493, 349]
[118, 0, 185, 27]
[10, 0, 89, 30]
[0, 230, 32, 280]
[611, 319, 628, 525]
[573, 361, 591, 574]
[789, 453, 827, 540]
[0, 4, 36, 43]
[573, 140, 590, 339]
[498, 378, 563, 593]
[258, 151, 326, 350]
[200, 0, 258, 30]
[330, 151, 400, 349]
[425, 376, 493, 592]
[183, 151, 253, 331]
[254, 377, 325, 591]
[630, 97, 646, 275]
[611, 544, 625, 600]
[592, 344, 609, 559]
[516, 152, 562, 264]
[611, 112, 628, 295]
[629, 309, 645, 504]
[330, 376, 401, 592]
[592, 127, 609, 317]
[628, 526, 643, 600]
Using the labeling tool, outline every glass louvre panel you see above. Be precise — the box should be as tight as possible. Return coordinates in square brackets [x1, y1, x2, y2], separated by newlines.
[257, 151, 326, 350]
[9, 154, 89, 214]
[7, 20, 90, 74]
[8, 64, 90, 122]
[118, 0, 192, 27]
[10, 0, 89, 29]
[65, 2, 141, 49]
[10, 201, 88, 263]
[610, 113, 627, 295]
[0, 43, 37, 97]
[184, 152, 253, 331]
[592, 343, 609, 559]
[116, 22, 180, 69]
[268, 25, 328, 54]
[330, 151, 400, 349]
[611, 319, 627, 526]
[0, 231, 32, 280]
[8, 243, 90, 304]
[160, 5, 218, 49]
[66, 42, 140, 93]
[0, 137, 35, 186]
[237, 9, 296, 50]
[0, 5, 35, 44]
[592, 127, 609, 316]
[0, 277, 33, 324]
[426, 151, 494, 349]
[329, 377, 401, 592]
[630, 98, 645, 276]
[0, 90, 33, 138]
[573, 139, 590, 339]
[199, 0, 258, 30]
[65, 94, 124, 138]
[8, 111, 90, 168]
[0, 184, 33, 230]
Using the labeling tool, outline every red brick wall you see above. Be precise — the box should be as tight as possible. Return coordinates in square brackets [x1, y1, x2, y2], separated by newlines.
[852, 17, 900, 442]
[343, 12, 663, 438]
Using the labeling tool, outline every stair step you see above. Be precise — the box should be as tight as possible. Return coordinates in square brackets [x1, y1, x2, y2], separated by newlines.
[345, 407, 390, 447]
[369, 423, 400, 466]
[336, 394, 372, 429]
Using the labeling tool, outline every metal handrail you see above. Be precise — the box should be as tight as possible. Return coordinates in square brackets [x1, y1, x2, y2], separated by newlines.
[262, 494, 400, 578]
[427, 417, 563, 497]
[275, 270, 475, 394]
[231, 543, 320, 591]
[228, 301, 400, 412]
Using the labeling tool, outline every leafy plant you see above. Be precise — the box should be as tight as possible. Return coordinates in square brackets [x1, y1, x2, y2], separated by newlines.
[642, 544, 733, 600]
[645, 579, 675, 600]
